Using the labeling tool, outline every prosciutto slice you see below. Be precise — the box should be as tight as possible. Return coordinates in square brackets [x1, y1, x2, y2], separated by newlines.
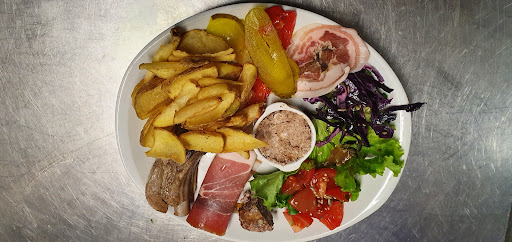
[286, 23, 370, 98]
[186, 151, 256, 236]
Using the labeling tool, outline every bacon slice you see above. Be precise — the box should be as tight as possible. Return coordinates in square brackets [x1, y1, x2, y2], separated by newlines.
[186, 151, 256, 236]
[286, 23, 370, 98]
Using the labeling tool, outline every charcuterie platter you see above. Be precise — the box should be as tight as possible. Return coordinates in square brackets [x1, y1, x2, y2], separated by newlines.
[116, 3, 424, 241]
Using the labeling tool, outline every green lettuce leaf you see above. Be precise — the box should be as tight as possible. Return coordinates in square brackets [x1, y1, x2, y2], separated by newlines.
[249, 170, 298, 210]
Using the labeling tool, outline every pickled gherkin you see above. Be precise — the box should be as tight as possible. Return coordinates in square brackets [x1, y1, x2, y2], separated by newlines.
[245, 8, 297, 99]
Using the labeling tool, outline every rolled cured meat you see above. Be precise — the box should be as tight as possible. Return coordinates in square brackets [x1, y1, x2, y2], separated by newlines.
[286, 23, 370, 98]
[186, 151, 256, 236]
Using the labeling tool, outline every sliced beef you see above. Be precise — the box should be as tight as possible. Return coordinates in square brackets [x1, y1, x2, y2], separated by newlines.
[238, 191, 274, 232]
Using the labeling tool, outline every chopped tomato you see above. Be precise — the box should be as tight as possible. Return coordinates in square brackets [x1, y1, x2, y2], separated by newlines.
[318, 201, 344, 230]
[265, 6, 297, 49]
[289, 188, 317, 214]
[295, 166, 315, 187]
[247, 76, 271, 105]
[310, 198, 329, 219]
[311, 168, 338, 197]
[283, 210, 313, 233]
[280, 175, 303, 195]
[325, 187, 350, 202]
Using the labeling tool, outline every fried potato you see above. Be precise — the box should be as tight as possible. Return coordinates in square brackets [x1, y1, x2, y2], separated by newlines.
[173, 97, 222, 124]
[153, 81, 200, 127]
[140, 115, 157, 147]
[183, 118, 230, 131]
[225, 115, 246, 127]
[236, 151, 250, 159]
[177, 29, 229, 55]
[133, 77, 170, 119]
[186, 96, 198, 105]
[144, 71, 156, 83]
[162, 64, 218, 99]
[179, 131, 224, 153]
[185, 113, 246, 131]
[168, 54, 236, 62]
[233, 103, 263, 125]
[222, 98, 240, 118]
[153, 28, 181, 62]
[197, 78, 242, 87]
[238, 64, 258, 105]
[197, 83, 230, 100]
[216, 128, 267, 152]
[214, 62, 243, 80]
[139, 61, 208, 79]
[132, 79, 146, 106]
[186, 92, 235, 126]
[172, 48, 234, 58]
[146, 128, 186, 163]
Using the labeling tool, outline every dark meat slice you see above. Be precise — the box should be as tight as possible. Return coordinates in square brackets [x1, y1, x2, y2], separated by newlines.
[145, 159, 168, 213]
[145, 151, 204, 216]
[238, 191, 274, 232]
[161, 151, 203, 215]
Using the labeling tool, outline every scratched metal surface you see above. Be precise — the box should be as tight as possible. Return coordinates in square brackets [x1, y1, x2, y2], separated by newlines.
[0, 0, 511, 241]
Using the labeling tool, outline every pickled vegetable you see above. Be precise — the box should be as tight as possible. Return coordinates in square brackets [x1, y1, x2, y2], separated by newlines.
[206, 15, 252, 64]
[244, 8, 297, 99]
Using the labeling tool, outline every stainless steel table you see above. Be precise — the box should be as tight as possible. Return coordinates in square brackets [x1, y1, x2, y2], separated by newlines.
[1, 0, 511, 241]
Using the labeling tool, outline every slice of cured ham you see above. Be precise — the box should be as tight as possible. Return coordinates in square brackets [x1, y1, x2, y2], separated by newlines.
[286, 23, 370, 98]
[186, 151, 256, 236]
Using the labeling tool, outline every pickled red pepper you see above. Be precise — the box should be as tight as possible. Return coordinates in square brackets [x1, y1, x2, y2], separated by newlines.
[265, 6, 297, 49]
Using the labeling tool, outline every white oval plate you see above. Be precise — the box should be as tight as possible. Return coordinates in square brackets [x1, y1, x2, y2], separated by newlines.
[116, 3, 411, 241]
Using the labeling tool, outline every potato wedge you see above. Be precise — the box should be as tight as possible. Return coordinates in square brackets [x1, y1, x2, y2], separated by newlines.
[197, 78, 242, 87]
[152, 28, 181, 62]
[132, 78, 146, 106]
[146, 128, 186, 163]
[236, 151, 250, 159]
[197, 83, 230, 100]
[139, 61, 208, 79]
[173, 97, 222, 124]
[186, 92, 235, 126]
[140, 115, 157, 147]
[216, 128, 267, 152]
[144, 71, 156, 83]
[234, 103, 262, 125]
[133, 77, 170, 119]
[238, 63, 258, 105]
[186, 96, 198, 105]
[162, 64, 218, 99]
[214, 62, 243, 80]
[183, 120, 226, 131]
[225, 115, 246, 127]
[172, 48, 234, 58]
[168, 54, 236, 62]
[153, 81, 200, 127]
[222, 98, 240, 118]
[179, 131, 224, 153]
[178, 29, 229, 55]
[144, 99, 172, 120]
[185, 113, 246, 131]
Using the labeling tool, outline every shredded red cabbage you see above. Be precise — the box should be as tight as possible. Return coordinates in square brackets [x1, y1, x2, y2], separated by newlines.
[304, 65, 425, 147]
